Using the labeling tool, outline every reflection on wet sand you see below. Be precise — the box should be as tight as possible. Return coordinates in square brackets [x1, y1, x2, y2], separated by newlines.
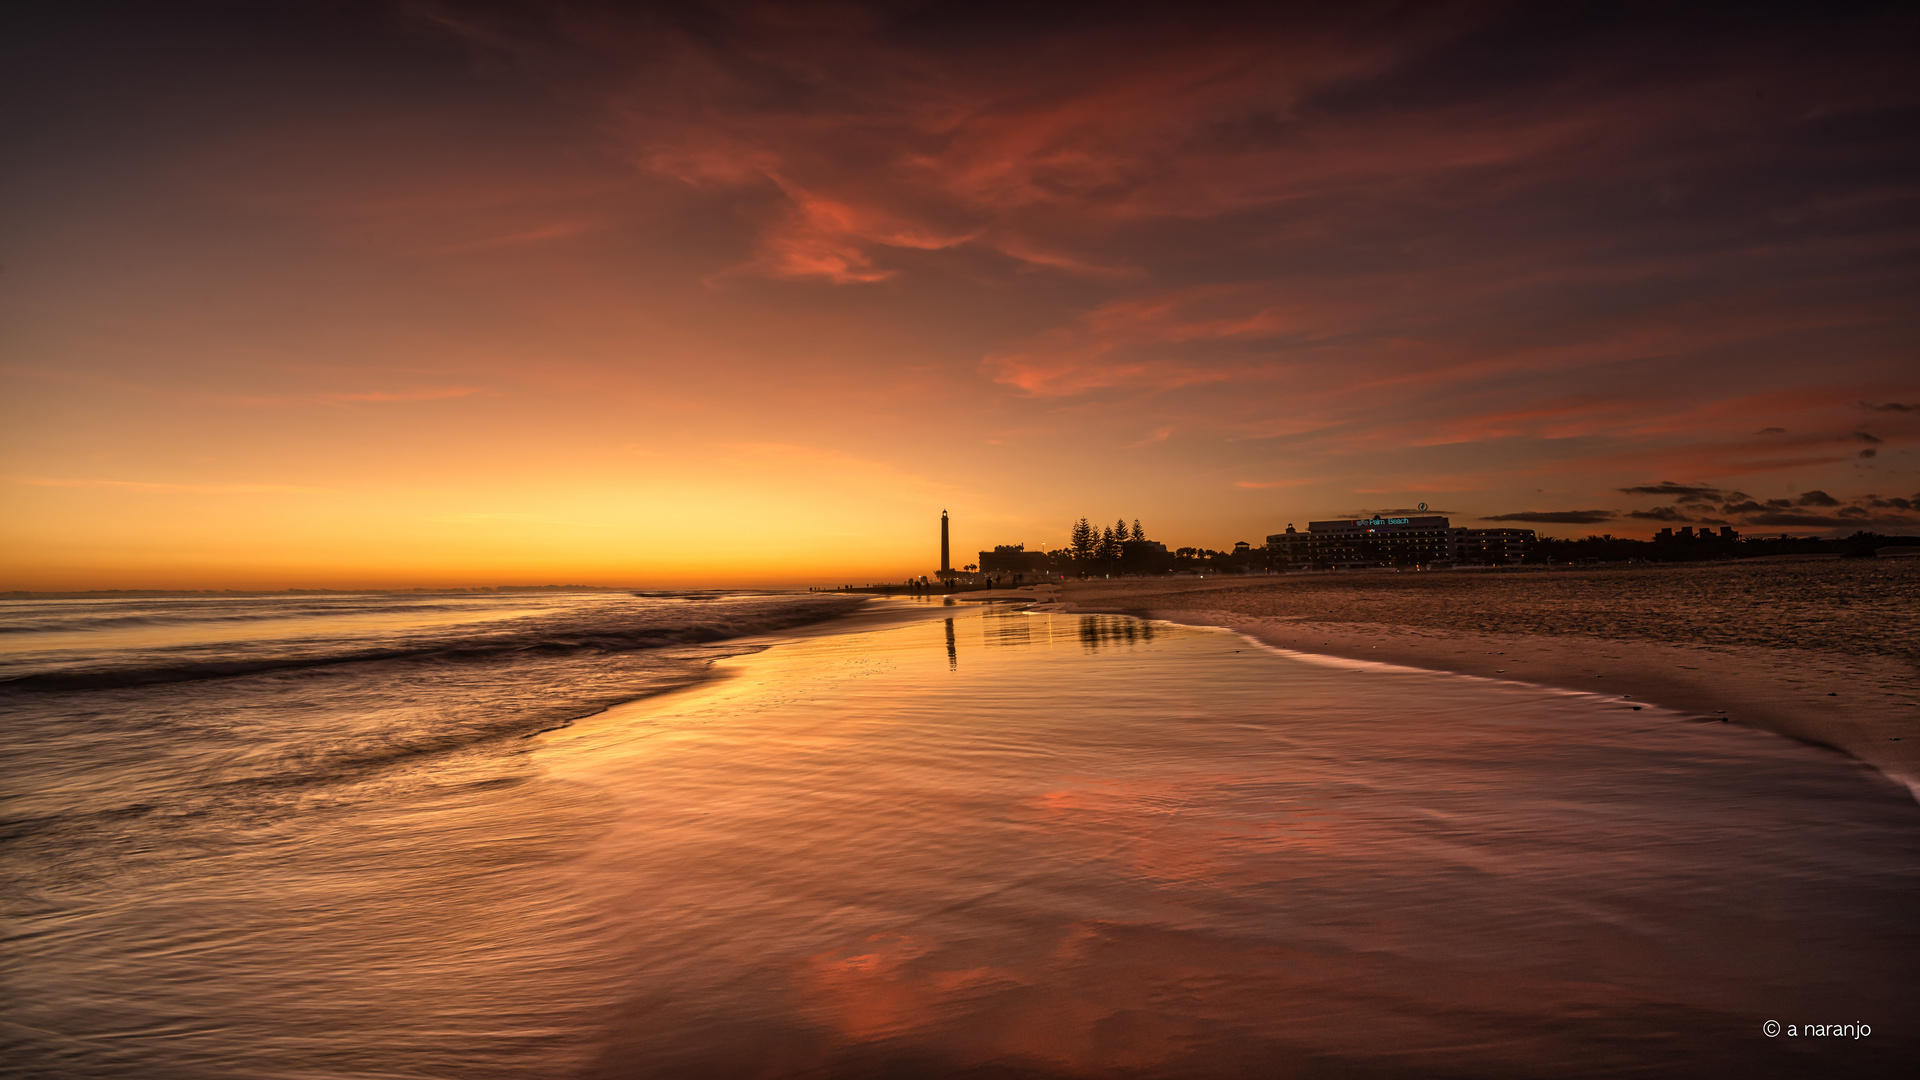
[28, 596, 1908, 1078]
[1077, 613, 1156, 651]
[549, 609, 1919, 1079]
[980, 605, 1031, 649]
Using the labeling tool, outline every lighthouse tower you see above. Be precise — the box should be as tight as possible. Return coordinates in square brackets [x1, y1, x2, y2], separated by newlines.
[940, 509, 951, 578]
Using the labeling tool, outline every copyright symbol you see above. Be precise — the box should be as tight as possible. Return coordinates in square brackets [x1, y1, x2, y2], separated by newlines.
[1764, 1020, 1780, 1038]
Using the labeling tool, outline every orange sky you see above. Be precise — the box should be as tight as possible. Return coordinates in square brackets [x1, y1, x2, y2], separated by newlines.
[4, 1, 1917, 589]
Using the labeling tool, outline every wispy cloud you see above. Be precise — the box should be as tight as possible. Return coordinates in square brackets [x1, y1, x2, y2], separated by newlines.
[980, 285, 1301, 397]
[1483, 510, 1615, 524]
[222, 387, 491, 408]
[1628, 507, 1689, 522]
[720, 442, 966, 504]
[11, 476, 326, 495]
[9, 0, 1918, 587]
[1618, 482, 1734, 505]
[420, 511, 612, 528]
[316, 387, 485, 404]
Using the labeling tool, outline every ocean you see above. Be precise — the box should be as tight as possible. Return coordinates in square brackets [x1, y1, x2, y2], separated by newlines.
[3, 592, 1915, 1077]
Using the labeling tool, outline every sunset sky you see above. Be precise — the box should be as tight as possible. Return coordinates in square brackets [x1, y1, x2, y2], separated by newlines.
[5, 1, 1917, 589]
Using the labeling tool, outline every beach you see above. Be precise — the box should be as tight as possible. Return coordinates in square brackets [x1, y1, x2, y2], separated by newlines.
[542, 608, 1918, 1077]
[5, 588, 1916, 1076]
[997, 559, 1920, 795]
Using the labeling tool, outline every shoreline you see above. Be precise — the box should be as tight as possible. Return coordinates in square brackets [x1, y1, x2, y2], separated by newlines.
[964, 572, 1920, 798]
[545, 604, 1920, 1076]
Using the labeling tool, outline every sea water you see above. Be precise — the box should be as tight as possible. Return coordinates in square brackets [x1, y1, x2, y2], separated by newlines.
[1, 589, 860, 1077]
[4, 596, 1915, 1077]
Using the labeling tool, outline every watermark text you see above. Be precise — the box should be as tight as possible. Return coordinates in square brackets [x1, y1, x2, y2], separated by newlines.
[1763, 1020, 1871, 1039]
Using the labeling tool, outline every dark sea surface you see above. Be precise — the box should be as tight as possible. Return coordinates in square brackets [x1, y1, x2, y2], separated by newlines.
[3, 594, 1914, 1078]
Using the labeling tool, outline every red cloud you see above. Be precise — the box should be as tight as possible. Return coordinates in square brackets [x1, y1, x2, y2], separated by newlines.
[204, 3, 1920, 529]
[979, 286, 1311, 396]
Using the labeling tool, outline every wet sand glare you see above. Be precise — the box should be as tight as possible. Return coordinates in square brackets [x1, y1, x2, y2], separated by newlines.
[541, 608, 1918, 1078]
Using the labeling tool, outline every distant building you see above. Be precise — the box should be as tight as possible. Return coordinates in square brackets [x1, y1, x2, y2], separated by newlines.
[1265, 515, 1534, 568]
[1451, 528, 1531, 565]
[979, 544, 1052, 574]
[1654, 525, 1740, 543]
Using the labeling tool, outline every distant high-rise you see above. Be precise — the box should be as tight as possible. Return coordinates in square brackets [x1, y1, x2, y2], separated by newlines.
[941, 510, 951, 574]
[1265, 514, 1532, 567]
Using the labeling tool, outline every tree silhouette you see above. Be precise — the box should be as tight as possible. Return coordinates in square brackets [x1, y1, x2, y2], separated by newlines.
[1130, 519, 1146, 543]
[1070, 518, 1096, 565]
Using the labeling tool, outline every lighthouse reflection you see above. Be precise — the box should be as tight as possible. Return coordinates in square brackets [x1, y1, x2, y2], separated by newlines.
[945, 618, 956, 671]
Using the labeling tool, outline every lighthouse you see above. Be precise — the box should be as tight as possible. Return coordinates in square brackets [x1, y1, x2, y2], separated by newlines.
[940, 509, 951, 578]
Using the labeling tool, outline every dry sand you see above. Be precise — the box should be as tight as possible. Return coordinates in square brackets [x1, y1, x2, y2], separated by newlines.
[971, 562, 1920, 795]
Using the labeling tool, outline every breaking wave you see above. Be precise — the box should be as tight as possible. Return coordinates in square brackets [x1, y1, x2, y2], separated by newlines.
[0, 591, 863, 693]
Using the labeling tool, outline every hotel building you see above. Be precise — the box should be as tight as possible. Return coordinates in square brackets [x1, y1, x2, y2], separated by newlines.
[1266, 515, 1533, 568]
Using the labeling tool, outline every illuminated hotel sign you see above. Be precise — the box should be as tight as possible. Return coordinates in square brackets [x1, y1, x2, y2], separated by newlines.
[1354, 518, 1411, 526]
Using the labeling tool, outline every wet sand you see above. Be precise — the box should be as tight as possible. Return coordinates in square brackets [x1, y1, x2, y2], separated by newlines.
[550, 611, 1918, 1077]
[978, 561, 1920, 793]
[12, 596, 1915, 1076]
